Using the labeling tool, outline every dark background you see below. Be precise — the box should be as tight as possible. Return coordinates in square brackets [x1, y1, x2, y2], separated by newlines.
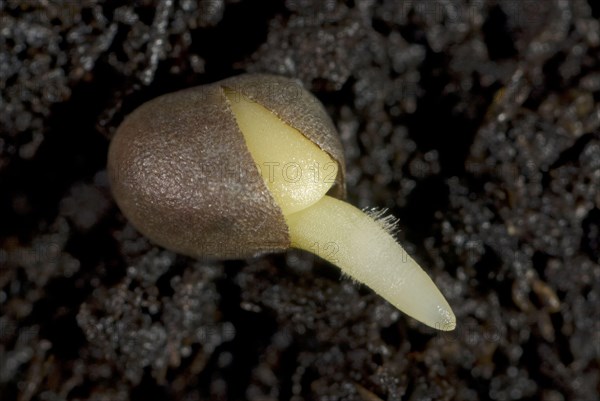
[1, 0, 599, 400]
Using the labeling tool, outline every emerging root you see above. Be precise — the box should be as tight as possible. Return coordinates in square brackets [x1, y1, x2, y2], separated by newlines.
[286, 196, 456, 331]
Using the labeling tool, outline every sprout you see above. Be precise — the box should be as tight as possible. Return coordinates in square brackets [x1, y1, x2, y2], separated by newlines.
[108, 74, 456, 331]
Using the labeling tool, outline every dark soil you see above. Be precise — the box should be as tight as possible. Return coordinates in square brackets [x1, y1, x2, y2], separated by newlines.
[1, 1, 599, 400]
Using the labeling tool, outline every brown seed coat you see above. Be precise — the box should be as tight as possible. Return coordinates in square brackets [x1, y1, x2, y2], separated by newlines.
[108, 74, 345, 259]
